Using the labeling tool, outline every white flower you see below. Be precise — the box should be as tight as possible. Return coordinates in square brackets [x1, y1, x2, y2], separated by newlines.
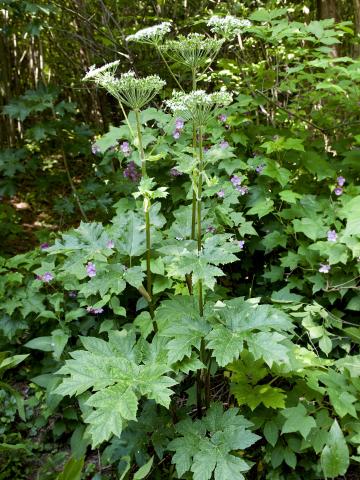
[207, 15, 252, 39]
[126, 22, 172, 44]
[112, 72, 166, 110]
[161, 33, 224, 70]
[82, 60, 120, 82]
[165, 90, 233, 126]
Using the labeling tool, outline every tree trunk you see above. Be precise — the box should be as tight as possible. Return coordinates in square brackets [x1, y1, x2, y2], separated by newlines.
[317, 0, 339, 21]
[317, 0, 340, 56]
[353, 0, 360, 57]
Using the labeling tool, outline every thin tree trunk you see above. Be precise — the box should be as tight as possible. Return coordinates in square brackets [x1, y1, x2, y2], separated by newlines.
[353, 0, 360, 57]
[317, 0, 339, 21]
[317, 0, 340, 56]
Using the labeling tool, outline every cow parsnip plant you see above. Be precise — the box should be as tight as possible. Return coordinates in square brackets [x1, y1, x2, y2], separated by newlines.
[1, 9, 360, 480]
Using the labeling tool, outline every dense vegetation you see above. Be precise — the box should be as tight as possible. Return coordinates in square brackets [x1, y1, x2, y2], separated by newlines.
[1, 1, 360, 479]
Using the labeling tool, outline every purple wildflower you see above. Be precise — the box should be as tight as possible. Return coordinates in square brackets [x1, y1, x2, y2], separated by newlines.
[218, 114, 227, 122]
[40, 243, 49, 250]
[327, 230, 337, 242]
[175, 117, 184, 130]
[220, 140, 229, 149]
[68, 291, 77, 298]
[337, 176, 345, 187]
[87, 306, 104, 315]
[334, 187, 343, 196]
[238, 240, 245, 249]
[91, 143, 101, 155]
[230, 175, 241, 186]
[120, 141, 131, 156]
[40, 272, 54, 283]
[206, 225, 216, 234]
[217, 189, 225, 198]
[170, 167, 182, 177]
[256, 164, 265, 174]
[319, 263, 331, 273]
[123, 161, 141, 182]
[173, 129, 181, 140]
[106, 239, 115, 249]
[86, 262, 96, 278]
[236, 185, 249, 195]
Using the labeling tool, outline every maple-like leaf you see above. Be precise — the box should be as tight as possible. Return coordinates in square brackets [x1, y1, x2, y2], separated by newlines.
[168, 404, 260, 480]
[54, 330, 176, 447]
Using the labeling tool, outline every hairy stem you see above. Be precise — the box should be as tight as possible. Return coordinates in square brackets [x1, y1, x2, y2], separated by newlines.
[191, 70, 197, 241]
[196, 125, 205, 418]
[135, 109, 146, 177]
[134, 109, 152, 316]
[145, 208, 153, 318]
[197, 125, 204, 316]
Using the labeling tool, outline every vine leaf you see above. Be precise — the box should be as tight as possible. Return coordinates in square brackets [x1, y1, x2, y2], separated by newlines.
[281, 403, 316, 439]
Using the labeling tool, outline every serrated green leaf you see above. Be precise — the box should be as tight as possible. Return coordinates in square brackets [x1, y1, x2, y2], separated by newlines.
[169, 404, 259, 480]
[281, 403, 316, 439]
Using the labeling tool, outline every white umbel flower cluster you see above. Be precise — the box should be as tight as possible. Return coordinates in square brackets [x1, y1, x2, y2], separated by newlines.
[207, 15, 252, 40]
[111, 71, 166, 110]
[161, 33, 224, 70]
[82, 60, 120, 83]
[126, 22, 172, 44]
[165, 90, 233, 126]
[83, 66, 166, 111]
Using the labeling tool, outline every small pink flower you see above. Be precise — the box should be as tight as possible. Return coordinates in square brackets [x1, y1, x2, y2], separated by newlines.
[217, 190, 225, 198]
[230, 175, 241, 186]
[327, 230, 337, 242]
[175, 118, 184, 130]
[86, 262, 96, 277]
[173, 129, 181, 140]
[106, 240, 114, 249]
[87, 306, 104, 314]
[319, 263, 330, 273]
[334, 187, 343, 196]
[120, 141, 131, 156]
[236, 185, 248, 195]
[337, 176, 345, 187]
[170, 167, 182, 177]
[36, 272, 54, 282]
[220, 140, 229, 149]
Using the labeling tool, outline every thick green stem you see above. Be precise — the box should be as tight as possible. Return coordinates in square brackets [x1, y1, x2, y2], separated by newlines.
[196, 125, 206, 418]
[197, 125, 204, 317]
[134, 109, 152, 316]
[135, 109, 146, 177]
[145, 208, 153, 318]
[191, 71, 197, 242]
